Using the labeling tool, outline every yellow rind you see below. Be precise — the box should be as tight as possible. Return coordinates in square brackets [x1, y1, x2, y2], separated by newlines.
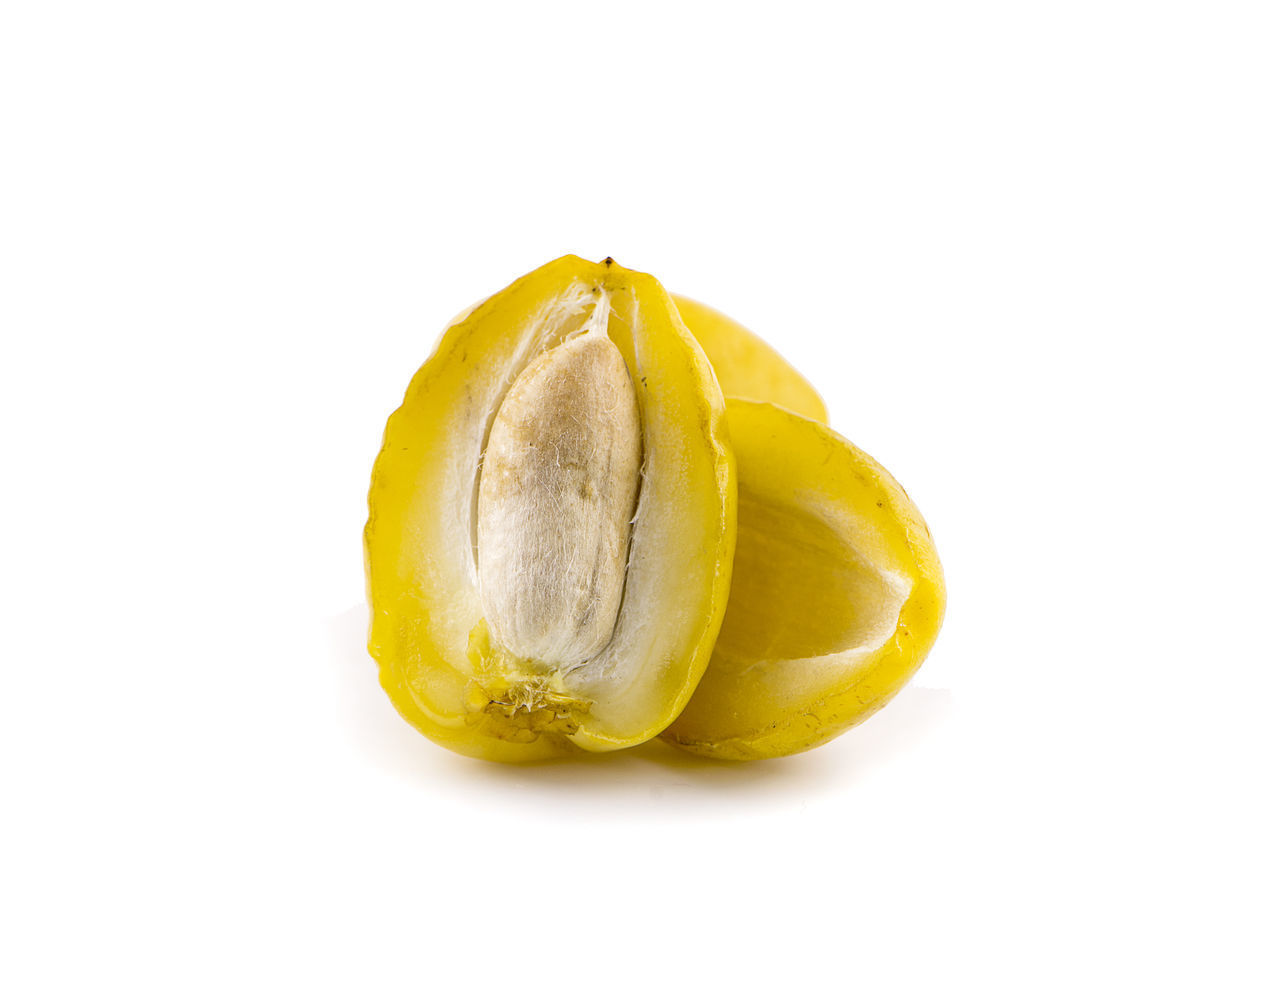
[662, 400, 944, 761]
[673, 295, 828, 424]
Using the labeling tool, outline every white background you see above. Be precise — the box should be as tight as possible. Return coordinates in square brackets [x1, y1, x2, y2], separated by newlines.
[2, 2, 1277, 986]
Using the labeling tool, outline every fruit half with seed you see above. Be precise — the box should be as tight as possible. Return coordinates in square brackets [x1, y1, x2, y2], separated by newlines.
[662, 399, 945, 760]
[365, 256, 736, 761]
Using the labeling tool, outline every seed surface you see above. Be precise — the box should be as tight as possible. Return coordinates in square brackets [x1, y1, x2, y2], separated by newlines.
[476, 328, 643, 670]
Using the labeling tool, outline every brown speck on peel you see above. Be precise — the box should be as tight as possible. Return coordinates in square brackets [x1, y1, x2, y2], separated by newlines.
[603, 257, 614, 267]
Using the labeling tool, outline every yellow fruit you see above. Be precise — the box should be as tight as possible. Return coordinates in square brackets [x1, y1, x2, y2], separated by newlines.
[673, 295, 828, 424]
[365, 256, 736, 762]
[663, 399, 945, 760]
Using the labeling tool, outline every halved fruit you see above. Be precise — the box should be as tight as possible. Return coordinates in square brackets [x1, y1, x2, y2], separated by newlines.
[663, 400, 944, 760]
[365, 256, 736, 761]
[673, 295, 828, 424]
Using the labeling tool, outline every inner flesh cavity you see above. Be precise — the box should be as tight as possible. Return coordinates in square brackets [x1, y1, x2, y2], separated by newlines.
[476, 299, 643, 672]
[712, 494, 910, 666]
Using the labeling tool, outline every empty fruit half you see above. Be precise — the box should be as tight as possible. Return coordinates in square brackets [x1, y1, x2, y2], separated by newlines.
[662, 399, 945, 760]
[365, 256, 736, 761]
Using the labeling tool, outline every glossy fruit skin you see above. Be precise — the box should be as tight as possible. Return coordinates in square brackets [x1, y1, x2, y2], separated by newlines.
[673, 295, 828, 424]
[365, 256, 735, 762]
[662, 399, 945, 761]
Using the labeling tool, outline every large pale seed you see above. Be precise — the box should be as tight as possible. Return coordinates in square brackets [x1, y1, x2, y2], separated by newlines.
[476, 331, 643, 669]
